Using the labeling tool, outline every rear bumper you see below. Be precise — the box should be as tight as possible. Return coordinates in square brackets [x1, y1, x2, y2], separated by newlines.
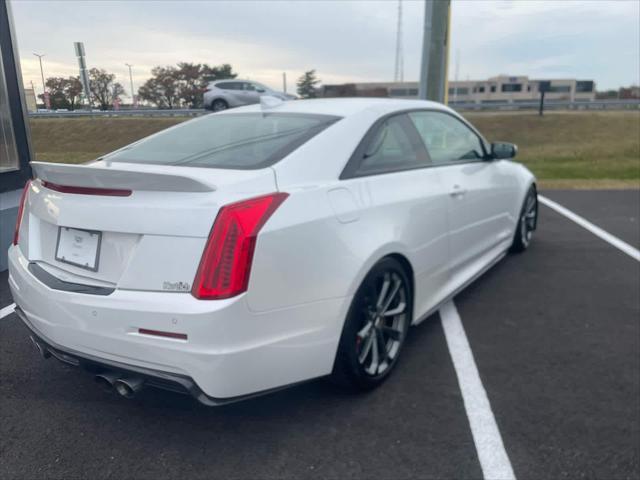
[8, 245, 348, 401]
[16, 306, 230, 405]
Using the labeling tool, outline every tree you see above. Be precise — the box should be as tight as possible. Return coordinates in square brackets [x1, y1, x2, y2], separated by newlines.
[38, 83, 68, 111]
[88, 68, 125, 110]
[297, 70, 320, 98]
[138, 63, 238, 109]
[64, 76, 84, 109]
[137, 66, 181, 109]
[37, 76, 83, 110]
[176, 62, 203, 108]
[176, 62, 237, 108]
[201, 63, 237, 82]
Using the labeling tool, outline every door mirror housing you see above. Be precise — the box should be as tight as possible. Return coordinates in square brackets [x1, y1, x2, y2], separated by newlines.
[491, 142, 518, 160]
[256, 88, 266, 93]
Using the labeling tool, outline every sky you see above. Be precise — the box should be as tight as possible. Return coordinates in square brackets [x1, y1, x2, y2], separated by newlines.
[10, 0, 640, 100]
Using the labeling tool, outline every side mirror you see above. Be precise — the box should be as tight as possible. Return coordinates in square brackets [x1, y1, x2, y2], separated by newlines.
[256, 88, 266, 93]
[491, 142, 517, 160]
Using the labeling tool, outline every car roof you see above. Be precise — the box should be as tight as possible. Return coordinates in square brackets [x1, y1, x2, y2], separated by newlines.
[221, 97, 452, 118]
[211, 79, 261, 84]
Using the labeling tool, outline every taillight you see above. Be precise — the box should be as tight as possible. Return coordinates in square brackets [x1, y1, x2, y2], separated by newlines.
[192, 192, 289, 300]
[13, 180, 31, 246]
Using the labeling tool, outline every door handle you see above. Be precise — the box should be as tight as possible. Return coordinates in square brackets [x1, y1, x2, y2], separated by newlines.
[449, 185, 467, 198]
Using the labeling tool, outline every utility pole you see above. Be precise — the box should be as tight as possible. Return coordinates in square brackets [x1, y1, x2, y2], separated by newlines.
[394, 0, 404, 83]
[453, 48, 459, 104]
[125, 63, 135, 107]
[32, 52, 48, 108]
[418, 0, 451, 102]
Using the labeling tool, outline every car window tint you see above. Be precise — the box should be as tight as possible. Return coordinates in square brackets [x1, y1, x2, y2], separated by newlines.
[244, 83, 256, 91]
[357, 115, 428, 174]
[104, 113, 341, 170]
[409, 111, 484, 164]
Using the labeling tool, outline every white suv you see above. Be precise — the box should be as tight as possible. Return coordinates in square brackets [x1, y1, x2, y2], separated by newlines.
[203, 80, 294, 111]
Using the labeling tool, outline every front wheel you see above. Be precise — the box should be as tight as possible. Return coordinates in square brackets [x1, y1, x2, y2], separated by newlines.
[332, 257, 412, 391]
[510, 185, 538, 252]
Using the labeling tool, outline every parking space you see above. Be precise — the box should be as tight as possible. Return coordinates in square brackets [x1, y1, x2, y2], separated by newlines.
[0, 307, 481, 479]
[1, 189, 638, 479]
[542, 189, 640, 248]
[456, 190, 639, 478]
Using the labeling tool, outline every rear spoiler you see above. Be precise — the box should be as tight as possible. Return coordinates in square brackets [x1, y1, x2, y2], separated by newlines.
[31, 161, 215, 193]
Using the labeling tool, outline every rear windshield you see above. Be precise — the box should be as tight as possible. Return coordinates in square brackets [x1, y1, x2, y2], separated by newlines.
[104, 112, 340, 169]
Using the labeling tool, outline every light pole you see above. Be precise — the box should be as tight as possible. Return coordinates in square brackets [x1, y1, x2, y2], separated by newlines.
[125, 63, 135, 107]
[33, 52, 46, 96]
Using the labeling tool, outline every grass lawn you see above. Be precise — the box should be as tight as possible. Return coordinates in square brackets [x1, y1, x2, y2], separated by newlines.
[29, 117, 185, 165]
[468, 111, 640, 188]
[29, 110, 640, 188]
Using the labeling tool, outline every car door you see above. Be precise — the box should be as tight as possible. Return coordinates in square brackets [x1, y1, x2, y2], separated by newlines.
[408, 110, 514, 285]
[242, 82, 261, 104]
[342, 113, 451, 320]
[216, 81, 245, 106]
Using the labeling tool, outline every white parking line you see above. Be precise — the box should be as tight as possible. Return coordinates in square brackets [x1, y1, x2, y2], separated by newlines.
[0, 303, 16, 320]
[539, 195, 640, 262]
[440, 300, 516, 480]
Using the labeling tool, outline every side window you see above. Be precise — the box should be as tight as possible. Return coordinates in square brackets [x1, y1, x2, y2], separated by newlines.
[356, 114, 428, 175]
[217, 82, 241, 91]
[243, 82, 256, 91]
[408, 111, 485, 164]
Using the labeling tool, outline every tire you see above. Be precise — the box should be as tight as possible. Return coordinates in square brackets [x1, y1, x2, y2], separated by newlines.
[211, 99, 228, 112]
[332, 257, 412, 391]
[510, 185, 538, 253]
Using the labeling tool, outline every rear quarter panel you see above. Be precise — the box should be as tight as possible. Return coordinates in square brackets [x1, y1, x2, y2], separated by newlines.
[247, 110, 382, 313]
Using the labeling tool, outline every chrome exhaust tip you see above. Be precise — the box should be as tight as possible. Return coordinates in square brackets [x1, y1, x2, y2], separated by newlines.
[94, 372, 119, 393]
[114, 377, 144, 399]
[30, 336, 51, 359]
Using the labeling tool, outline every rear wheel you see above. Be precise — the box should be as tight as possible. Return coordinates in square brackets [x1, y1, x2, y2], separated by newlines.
[332, 257, 412, 390]
[211, 99, 228, 112]
[510, 185, 538, 252]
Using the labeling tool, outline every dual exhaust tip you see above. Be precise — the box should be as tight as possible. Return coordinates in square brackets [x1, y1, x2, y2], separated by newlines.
[94, 372, 145, 399]
[29, 335, 145, 399]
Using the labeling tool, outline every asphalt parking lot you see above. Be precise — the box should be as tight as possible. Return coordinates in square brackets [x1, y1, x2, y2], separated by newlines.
[1, 189, 638, 480]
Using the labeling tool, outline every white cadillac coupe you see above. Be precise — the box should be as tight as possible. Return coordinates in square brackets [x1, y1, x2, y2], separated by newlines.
[8, 98, 537, 405]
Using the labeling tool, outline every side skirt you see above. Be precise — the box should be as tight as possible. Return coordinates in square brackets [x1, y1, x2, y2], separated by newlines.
[412, 248, 508, 326]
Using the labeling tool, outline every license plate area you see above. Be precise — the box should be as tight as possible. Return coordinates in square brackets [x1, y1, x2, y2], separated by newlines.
[55, 227, 102, 272]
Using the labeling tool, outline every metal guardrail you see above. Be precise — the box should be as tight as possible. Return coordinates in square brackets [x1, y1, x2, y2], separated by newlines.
[27, 100, 640, 118]
[28, 108, 206, 118]
[451, 99, 640, 112]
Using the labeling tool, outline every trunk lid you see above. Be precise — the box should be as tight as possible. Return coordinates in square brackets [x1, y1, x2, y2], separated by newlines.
[21, 161, 277, 292]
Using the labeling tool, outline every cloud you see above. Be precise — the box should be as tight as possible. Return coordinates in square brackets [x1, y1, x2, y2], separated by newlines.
[10, 0, 640, 95]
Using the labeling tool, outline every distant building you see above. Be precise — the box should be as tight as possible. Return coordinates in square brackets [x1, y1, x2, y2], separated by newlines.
[24, 88, 37, 112]
[596, 85, 640, 100]
[322, 75, 597, 104]
[618, 85, 640, 99]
